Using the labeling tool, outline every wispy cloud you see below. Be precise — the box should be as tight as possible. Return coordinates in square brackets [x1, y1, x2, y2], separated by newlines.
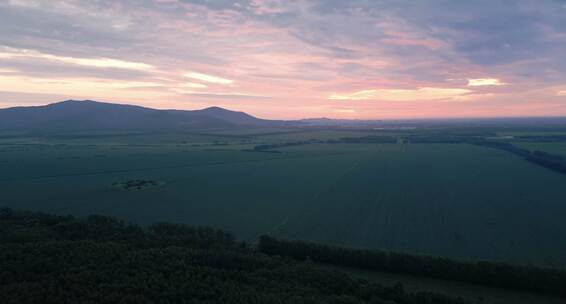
[336, 108, 355, 114]
[7, 0, 41, 8]
[184, 71, 233, 85]
[467, 78, 506, 87]
[0, 75, 164, 100]
[179, 92, 270, 100]
[179, 82, 208, 89]
[0, 48, 153, 70]
[329, 88, 472, 102]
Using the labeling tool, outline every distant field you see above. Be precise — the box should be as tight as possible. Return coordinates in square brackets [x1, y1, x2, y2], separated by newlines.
[2, 130, 566, 268]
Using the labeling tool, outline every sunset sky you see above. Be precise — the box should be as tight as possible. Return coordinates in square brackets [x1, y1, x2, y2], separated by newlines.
[1, 0, 566, 119]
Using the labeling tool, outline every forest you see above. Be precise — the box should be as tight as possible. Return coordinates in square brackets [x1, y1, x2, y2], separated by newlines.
[0, 209, 468, 304]
[258, 236, 566, 297]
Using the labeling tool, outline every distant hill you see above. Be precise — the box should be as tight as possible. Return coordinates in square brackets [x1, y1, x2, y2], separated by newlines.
[4, 100, 566, 132]
[0, 100, 278, 131]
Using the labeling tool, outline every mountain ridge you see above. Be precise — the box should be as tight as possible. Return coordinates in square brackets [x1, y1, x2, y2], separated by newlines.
[0, 100, 278, 130]
[4, 100, 566, 131]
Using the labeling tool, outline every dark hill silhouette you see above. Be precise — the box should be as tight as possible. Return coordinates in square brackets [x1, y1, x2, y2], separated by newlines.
[0, 100, 277, 130]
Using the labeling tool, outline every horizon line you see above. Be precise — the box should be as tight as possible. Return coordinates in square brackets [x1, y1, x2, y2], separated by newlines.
[2, 99, 566, 122]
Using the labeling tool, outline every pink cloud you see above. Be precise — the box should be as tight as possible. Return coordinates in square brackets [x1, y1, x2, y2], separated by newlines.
[1, 0, 566, 119]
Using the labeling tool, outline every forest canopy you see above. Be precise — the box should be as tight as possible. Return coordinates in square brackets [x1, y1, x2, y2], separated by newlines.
[0, 209, 468, 304]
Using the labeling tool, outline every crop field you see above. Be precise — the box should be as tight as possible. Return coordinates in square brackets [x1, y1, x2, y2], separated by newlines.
[2, 129, 566, 268]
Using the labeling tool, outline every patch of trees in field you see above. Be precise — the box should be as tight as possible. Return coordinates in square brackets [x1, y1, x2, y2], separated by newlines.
[259, 236, 566, 297]
[111, 179, 165, 191]
[0, 209, 468, 304]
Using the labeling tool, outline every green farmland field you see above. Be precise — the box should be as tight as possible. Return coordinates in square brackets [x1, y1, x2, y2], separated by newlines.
[2, 130, 566, 268]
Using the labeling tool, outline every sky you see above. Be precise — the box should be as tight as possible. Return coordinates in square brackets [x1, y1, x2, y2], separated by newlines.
[1, 0, 566, 119]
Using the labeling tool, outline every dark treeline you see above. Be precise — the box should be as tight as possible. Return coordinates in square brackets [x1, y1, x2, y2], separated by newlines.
[0, 209, 468, 304]
[328, 136, 398, 144]
[403, 130, 494, 144]
[398, 136, 566, 175]
[329, 132, 488, 145]
[514, 135, 566, 142]
[525, 151, 566, 173]
[468, 140, 532, 157]
[252, 140, 320, 151]
[259, 236, 566, 297]
[469, 141, 566, 174]
[341, 133, 566, 176]
[405, 133, 476, 144]
[247, 133, 566, 175]
[327, 134, 474, 144]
